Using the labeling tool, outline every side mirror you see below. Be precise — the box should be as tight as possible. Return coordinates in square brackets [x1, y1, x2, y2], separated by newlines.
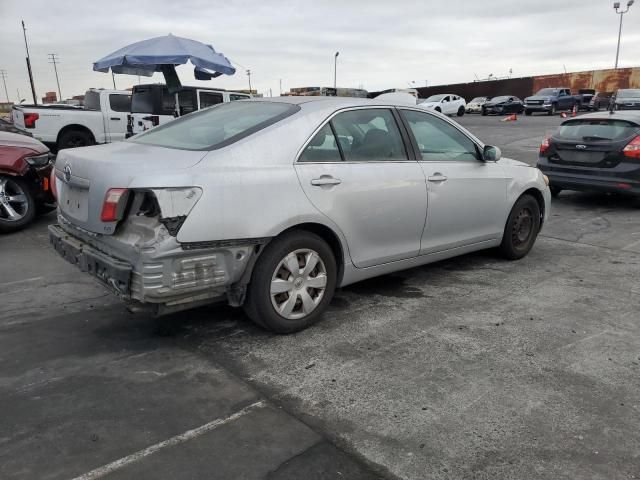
[483, 145, 501, 161]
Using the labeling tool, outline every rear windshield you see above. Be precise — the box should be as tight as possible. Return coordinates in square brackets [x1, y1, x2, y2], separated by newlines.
[84, 91, 100, 111]
[131, 101, 299, 151]
[618, 89, 640, 98]
[131, 87, 156, 114]
[556, 119, 639, 141]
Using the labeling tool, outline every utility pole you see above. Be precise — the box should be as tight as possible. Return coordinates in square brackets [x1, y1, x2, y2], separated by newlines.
[279, 78, 282, 96]
[0, 70, 8, 102]
[111, 71, 116, 89]
[246, 69, 252, 93]
[614, 0, 634, 69]
[333, 52, 339, 89]
[21, 20, 37, 104]
[48, 54, 62, 101]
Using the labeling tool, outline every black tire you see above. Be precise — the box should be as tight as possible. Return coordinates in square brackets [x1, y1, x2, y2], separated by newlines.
[481, 108, 487, 116]
[0, 175, 36, 233]
[549, 186, 562, 198]
[499, 194, 541, 260]
[548, 104, 557, 116]
[434, 107, 442, 113]
[37, 203, 57, 215]
[58, 129, 95, 150]
[243, 230, 337, 334]
[457, 106, 465, 117]
[525, 109, 532, 116]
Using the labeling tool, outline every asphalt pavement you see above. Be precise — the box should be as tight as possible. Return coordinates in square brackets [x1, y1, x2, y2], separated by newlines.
[1, 112, 639, 480]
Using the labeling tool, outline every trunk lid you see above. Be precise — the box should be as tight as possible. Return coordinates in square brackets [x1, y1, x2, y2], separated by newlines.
[55, 141, 208, 234]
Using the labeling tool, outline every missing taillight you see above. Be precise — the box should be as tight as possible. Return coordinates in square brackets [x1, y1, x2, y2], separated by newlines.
[100, 188, 129, 222]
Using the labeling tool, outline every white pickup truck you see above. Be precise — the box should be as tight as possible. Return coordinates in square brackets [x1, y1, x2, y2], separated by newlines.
[11, 89, 131, 151]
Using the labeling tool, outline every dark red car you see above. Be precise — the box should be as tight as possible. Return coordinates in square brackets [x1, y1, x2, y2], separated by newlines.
[0, 131, 56, 232]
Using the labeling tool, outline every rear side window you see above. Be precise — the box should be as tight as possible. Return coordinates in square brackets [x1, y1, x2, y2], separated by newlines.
[230, 94, 251, 101]
[131, 87, 156, 113]
[199, 91, 224, 108]
[131, 101, 299, 151]
[299, 124, 342, 163]
[109, 94, 131, 112]
[557, 119, 639, 141]
[331, 109, 407, 161]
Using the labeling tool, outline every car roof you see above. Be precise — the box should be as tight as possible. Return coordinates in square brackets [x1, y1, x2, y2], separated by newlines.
[565, 111, 640, 124]
[251, 95, 421, 110]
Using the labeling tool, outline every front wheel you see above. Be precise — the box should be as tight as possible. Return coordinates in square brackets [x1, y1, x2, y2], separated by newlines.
[548, 104, 557, 116]
[499, 195, 541, 260]
[481, 108, 488, 116]
[244, 230, 337, 333]
[0, 176, 36, 233]
[549, 186, 562, 198]
[457, 106, 465, 117]
[525, 109, 532, 116]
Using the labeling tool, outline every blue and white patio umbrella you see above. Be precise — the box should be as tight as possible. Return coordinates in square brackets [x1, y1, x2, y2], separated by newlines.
[93, 34, 236, 115]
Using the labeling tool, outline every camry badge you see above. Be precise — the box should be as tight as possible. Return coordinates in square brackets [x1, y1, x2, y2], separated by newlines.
[63, 164, 72, 182]
[575, 145, 588, 150]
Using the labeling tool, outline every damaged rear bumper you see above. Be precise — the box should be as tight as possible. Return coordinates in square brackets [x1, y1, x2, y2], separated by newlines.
[48, 220, 267, 315]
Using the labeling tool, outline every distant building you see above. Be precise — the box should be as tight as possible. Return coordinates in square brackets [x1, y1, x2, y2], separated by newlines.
[42, 92, 57, 104]
[284, 87, 368, 98]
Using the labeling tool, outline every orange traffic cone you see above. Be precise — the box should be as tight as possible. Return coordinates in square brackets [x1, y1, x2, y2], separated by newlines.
[560, 112, 568, 118]
[571, 105, 578, 117]
[500, 114, 517, 122]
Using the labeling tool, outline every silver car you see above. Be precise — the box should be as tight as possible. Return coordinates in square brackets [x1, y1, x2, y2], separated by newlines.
[49, 97, 551, 333]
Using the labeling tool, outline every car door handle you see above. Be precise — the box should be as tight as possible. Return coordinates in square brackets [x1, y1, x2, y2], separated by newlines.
[427, 173, 448, 182]
[311, 176, 342, 186]
[110, 117, 121, 121]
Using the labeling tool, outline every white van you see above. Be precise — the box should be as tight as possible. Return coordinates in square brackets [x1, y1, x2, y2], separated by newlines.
[127, 84, 251, 137]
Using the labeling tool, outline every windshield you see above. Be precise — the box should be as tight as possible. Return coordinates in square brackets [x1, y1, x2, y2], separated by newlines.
[131, 101, 299, 151]
[535, 88, 559, 96]
[425, 95, 446, 102]
[84, 91, 100, 111]
[618, 89, 640, 98]
[556, 119, 638, 141]
[491, 96, 510, 103]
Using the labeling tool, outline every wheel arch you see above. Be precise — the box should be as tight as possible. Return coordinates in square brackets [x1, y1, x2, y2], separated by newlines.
[520, 187, 546, 227]
[278, 222, 346, 285]
[56, 124, 96, 149]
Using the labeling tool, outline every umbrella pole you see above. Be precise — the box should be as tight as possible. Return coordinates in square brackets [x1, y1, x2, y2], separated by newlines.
[175, 92, 180, 117]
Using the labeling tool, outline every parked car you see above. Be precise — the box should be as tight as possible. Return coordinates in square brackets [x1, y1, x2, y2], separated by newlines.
[481, 96, 525, 116]
[613, 89, 640, 111]
[418, 94, 466, 116]
[466, 97, 490, 113]
[0, 132, 55, 232]
[577, 89, 596, 111]
[537, 111, 640, 197]
[127, 84, 251, 137]
[0, 118, 32, 136]
[524, 88, 581, 116]
[589, 91, 614, 111]
[11, 88, 131, 151]
[49, 97, 550, 333]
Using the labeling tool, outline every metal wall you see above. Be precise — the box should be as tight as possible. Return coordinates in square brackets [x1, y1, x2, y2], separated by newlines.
[371, 67, 640, 100]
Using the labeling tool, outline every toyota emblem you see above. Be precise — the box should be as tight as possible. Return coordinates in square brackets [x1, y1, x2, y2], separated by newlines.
[63, 164, 72, 182]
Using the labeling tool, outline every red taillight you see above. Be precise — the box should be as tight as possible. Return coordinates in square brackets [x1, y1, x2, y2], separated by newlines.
[622, 135, 640, 159]
[539, 137, 551, 155]
[100, 188, 128, 222]
[24, 112, 39, 129]
[50, 169, 58, 199]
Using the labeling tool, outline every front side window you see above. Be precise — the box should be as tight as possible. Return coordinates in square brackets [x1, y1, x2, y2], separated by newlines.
[132, 101, 299, 151]
[401, 110, 479, 162]
[199, 91, 224, 108]
[330, 109, 407, 162]
[298, 124, 342, 163]
[109, 94, 131, 112]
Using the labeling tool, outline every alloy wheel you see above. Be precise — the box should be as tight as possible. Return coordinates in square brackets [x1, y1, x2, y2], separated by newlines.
[270, 248, 328, 320]
[0, 177, 29, 222]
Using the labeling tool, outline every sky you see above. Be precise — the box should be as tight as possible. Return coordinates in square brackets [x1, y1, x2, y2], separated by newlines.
[1, 0, 639, 102]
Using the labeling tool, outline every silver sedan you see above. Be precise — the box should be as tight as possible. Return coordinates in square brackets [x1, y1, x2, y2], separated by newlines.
[49, 97, 551, 333]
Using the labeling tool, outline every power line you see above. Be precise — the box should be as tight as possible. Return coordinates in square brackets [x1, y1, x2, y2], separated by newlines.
[48, 53, 62, 101]
[0, 70, 9, 102]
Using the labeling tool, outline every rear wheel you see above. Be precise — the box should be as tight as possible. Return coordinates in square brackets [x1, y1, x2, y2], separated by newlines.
[481, 108, 488, 116]
[58, 129, 94, 150]
[244, 231, 337, 333]
[457, 106, 465, 117]
[0, 176, 36, 233]
[499, 194, 541, 260]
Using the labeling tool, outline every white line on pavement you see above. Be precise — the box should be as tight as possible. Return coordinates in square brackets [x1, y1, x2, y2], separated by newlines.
[0, 276, 44, 287]
[70, 400, 265, 480]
